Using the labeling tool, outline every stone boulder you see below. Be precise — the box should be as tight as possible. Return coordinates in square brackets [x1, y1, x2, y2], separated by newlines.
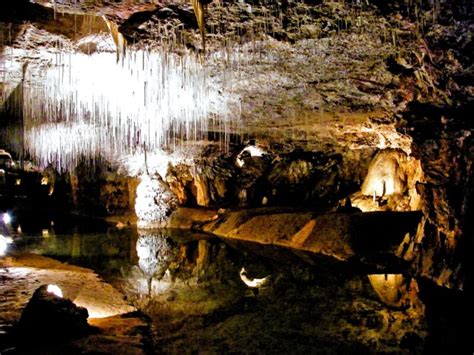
[16, 284, 92, 343]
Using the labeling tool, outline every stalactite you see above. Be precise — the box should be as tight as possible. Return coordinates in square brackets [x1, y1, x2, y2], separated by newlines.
[20, 49, 231, 171]
[103, 16, 127, 62]
[191, 0, 207, 53]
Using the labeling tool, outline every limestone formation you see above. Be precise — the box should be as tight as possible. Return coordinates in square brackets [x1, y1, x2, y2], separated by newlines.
[135, 174, 178, 229]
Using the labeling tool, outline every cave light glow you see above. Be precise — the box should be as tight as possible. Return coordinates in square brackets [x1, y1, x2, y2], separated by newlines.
[0, 234, 13, 256]
[46, 284, 63, 298]
[3, 213, 11, 224]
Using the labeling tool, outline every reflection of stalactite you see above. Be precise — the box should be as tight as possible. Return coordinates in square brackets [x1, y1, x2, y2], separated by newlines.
[70, 173, 79, 206]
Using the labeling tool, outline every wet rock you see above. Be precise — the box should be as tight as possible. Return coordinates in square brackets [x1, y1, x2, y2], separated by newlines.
[201, 208, 421, 262]
[16, 284, 92, 343]
[167, 207, 218, 229]
[135, 174, 178, 229]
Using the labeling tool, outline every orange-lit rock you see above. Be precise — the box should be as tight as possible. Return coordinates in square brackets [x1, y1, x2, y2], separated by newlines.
[199, 208, 421, 261]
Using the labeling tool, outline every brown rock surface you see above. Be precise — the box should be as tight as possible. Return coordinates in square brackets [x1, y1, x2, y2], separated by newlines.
[200, 208, 421, 261]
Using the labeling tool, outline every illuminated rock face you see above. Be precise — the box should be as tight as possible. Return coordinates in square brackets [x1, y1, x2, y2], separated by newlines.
[361, 149, 407, 197]
[350, 149, 423, 213]
[135, 174, 178, 229]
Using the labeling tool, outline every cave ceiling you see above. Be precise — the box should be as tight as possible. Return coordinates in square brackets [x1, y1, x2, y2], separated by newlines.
[1, 0, 472, 157]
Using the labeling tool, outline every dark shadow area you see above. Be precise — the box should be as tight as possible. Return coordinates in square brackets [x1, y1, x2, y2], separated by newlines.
[350, 211, 423, 254]
[418, 278, 472, 354]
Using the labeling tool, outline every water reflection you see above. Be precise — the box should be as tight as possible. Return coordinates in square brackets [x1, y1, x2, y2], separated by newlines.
[13, 224, 436, 353]
[135, 231, 177, 295]
[136, 231, 176, 278]
[368, 273, 408, 307]
[13, 226, 139, 282]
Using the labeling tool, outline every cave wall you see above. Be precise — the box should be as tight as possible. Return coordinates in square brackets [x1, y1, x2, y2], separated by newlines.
[389, 1, 473, 290]
[165, 144, 376, 209]
[71, 161, 138, 221]
[398, 104, 473, 290]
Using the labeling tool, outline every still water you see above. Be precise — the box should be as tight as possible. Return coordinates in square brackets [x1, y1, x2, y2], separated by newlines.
[5, 218, 466, 354]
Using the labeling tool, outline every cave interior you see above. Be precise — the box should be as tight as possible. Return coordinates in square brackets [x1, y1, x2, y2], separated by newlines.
[0, 0, 472, 353]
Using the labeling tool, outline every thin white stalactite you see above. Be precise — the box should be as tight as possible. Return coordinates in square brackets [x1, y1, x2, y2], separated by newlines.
[21, 49, 230, 171]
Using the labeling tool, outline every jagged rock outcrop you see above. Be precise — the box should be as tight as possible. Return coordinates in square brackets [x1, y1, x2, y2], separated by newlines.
[397, 104, 473, 290]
